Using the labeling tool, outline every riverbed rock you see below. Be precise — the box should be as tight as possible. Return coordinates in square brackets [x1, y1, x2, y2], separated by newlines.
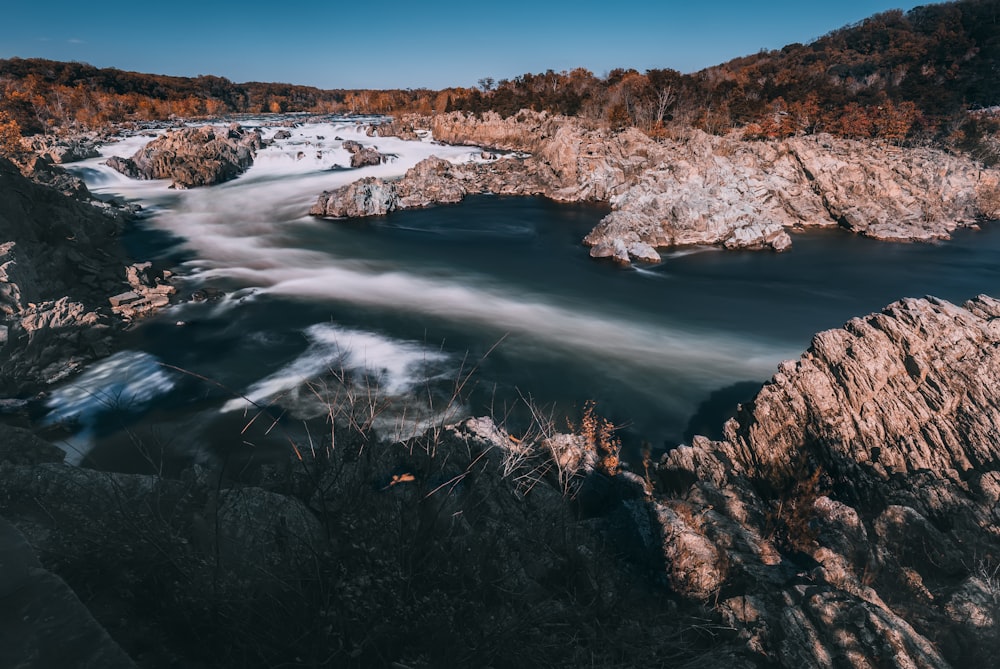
[367, 117, 422, 141]
[109, 261, 176, 320]
[22, 134, 102, 163]
[310, 176, 401, 217]
[342, 139, 389, 168]
[361, 111, 1000, 264]
[105, 123, 262, 188]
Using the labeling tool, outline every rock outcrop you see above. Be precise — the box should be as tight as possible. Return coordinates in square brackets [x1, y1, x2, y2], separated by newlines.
[22, 134, 102, 164]
[0, 155, 169, 395]
[329, 111, 1000, 265]
[106, 123, 262, 188]
[108, 261, 176, 321]
[309, 155, 547, 218]
[653, 294, 1000, 667]
[341, 139, 389, 168]
[3, 293, 1000, 666]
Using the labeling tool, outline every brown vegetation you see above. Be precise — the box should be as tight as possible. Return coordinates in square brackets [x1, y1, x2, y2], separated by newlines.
[4, 0, 1000, 156]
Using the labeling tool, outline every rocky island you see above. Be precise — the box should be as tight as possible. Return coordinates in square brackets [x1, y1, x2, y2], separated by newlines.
[312, 110, 1000, 264]
[105, 123, 263, 189]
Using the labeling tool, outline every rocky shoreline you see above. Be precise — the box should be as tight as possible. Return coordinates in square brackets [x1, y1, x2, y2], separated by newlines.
[3, 114, 1000, 666]
[0, 144, 175, 397]
[1, 293, 999, 666]
[312, 110, 1000, 264]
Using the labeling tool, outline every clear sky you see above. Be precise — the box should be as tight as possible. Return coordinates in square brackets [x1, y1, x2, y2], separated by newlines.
[2, 1, 924, 90]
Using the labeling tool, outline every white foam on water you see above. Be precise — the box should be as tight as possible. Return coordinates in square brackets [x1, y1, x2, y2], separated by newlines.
[42, 351, 178, 463]
[233, 262, 789, 386]
[221, 323, 451, 415]
[69, 116, 797, 423]
[43, 351, 177, 424]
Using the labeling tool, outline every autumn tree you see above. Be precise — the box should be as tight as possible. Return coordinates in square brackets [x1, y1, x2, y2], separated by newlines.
[0, 110, 22, 153]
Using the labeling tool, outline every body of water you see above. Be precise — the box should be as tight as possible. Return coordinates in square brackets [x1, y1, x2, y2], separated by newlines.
[51, 115, 1000, 471]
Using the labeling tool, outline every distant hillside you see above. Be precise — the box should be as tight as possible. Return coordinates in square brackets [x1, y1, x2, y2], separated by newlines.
[0, 58, 455, 134]
[699, 0, 1000, 137]
[2, 0, 999, 155]
[446, 0, 1000, 150]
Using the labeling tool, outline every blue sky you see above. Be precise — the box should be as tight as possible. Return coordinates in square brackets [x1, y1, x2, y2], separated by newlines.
[2, 1, 923, 89]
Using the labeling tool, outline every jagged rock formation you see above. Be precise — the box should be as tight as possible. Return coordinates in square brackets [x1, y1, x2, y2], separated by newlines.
[0, 155, 169, 395]
[2, 294, 999, 666]
[22, 134, 102, 163]
[655, 295, 1000, 667]
[345, 111, 1000, 265]
[367, 117, 421, 141]
[108, 261, 176, 321]
[309, 155, 547, 218]
[341, 139, 389, 168]
[106, 123, 262, 188]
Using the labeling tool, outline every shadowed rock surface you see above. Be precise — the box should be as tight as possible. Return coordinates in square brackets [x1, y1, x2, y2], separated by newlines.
[2, 295, 999, 667]
[0, 516, 136, 669]
[0, 152, 173, 395]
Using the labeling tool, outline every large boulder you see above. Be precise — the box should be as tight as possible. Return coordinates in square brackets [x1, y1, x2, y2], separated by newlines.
[105, 123, 262, 188]
[342, 139, 389, 168]
[310, 176, 401, 217]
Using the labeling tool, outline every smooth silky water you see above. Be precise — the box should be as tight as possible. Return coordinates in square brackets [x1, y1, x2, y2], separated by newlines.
[48, 116, 1000, 472]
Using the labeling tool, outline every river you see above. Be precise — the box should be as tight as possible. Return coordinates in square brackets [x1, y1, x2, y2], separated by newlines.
[50, 114, 1000, 472]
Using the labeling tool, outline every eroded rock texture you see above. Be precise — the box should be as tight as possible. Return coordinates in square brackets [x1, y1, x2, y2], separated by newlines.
[106, 123, 262, 188]
[334, 111, 1000, 265]
[657, 295, 1000, 667]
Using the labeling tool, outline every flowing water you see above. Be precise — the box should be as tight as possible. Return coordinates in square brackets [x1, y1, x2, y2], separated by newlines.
[50, 115, 1000, 471]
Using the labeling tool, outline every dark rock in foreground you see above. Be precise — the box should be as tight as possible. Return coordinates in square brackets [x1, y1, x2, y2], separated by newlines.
[0, 152, 172, 395]
[3, 283, 1000, 666]
[0, 516, 136, 669]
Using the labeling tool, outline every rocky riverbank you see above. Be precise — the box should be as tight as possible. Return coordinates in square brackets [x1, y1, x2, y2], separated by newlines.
[0, 146, 174, 396]
[2, 293, 999, 666]
[313, 110, 1000, 264]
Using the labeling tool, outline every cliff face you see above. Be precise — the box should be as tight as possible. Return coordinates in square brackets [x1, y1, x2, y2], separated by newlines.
[343, 111, 1000, 265]
[657, 295, 1000, 667]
